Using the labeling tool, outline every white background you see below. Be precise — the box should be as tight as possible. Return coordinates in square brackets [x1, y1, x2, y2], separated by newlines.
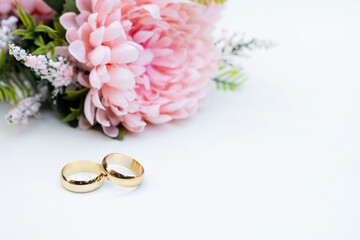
[0, 0, 359, 239]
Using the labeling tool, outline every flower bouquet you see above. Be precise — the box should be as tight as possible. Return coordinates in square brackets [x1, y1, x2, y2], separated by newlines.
[0, 0, 269, 139]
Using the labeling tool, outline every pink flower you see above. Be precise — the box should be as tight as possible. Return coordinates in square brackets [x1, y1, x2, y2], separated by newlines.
[62, 67, 73, 79]
[25, 55, 37, 68]
[0, 0, 54, 21]
[0, 0, 12, 19]
[60, 0, 219, 136]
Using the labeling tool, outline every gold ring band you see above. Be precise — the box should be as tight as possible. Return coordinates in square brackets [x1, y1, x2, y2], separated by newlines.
[61, 160, 104, 193]
[101, 153, 145, 188]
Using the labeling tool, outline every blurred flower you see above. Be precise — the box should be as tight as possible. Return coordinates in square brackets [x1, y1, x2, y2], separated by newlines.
[0, 16, 17, 50]
[5, 84, 48, 124]
[0, 0, 54, 22]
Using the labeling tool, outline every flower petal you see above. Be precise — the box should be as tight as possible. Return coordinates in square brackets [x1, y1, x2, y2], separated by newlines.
[102, 125, 119, 138]
[68, 40, 87, 63]
[89, 68, 101, 89]
[103, 21, 125, 42]
[92, 90, 105, 110]
[87, 13, 98, 30]
[77, 72, 90, 88]
[76, 0, 92, 12]
[90, 26, 105, 47]
[89, 46, 110, 66]
[78, 115, 91, 129]
[123, 114, 146, 133]
[96, 65, 110, 83]
[146, 115, 172, 124]
[96, 109, 110, 127]
[107, 66, 135, 90]
[60, 12, 78, 30]
[84, 92, 95, 125]
[141, 4, 161, 19]
[133, 30, 154, 43]
[110, 43, 139, 64]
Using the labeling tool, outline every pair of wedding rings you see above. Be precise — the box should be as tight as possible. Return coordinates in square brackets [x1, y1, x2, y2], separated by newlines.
[61, 153, 144, 193]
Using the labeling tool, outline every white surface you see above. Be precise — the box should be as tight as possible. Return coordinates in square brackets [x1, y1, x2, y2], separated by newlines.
[0, 0, 359, 239]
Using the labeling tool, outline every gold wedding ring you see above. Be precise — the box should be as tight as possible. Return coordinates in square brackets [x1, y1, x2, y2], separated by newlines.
[101, 153, 145, 188]
[61, 160, 104, 193]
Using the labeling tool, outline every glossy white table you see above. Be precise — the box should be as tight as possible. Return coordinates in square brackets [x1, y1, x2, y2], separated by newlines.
[0, 0, 359, 239]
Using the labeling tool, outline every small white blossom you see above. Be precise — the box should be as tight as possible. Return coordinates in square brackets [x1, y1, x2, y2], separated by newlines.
[5, 85, 49, 124]
[213, 31, 275, 90]
[216, 32, 275, 68]
[9, 44, 75, 92]
[9, 44, 27, 61]
[0, 16, 18, 51]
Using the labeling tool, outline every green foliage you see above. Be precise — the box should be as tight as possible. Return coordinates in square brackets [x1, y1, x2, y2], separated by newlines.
[52, 94, 72, 124]
[192, 0, 227, 6]
[0, 50, 6, 67]
[0, 71, 18, 103]
[15, 1, 36, 28]
[113, 127, 126, 141]
[13, 2, 67, 59]
[62, 88, 89, 101]
[214, 66, 246, 91]
[61, 87, 126, 140]
[62, 105, 83, 122]
[63, 0, 79, 14]
[58, 87, 126, 140]
[43, 0, 79, 14]
[226, 39, 257, 63]
[43, 0, 66, 14]
[0, 53, 38, 104]
[59, 88, 89, 124]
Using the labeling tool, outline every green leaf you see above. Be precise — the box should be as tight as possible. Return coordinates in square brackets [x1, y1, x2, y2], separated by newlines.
[12, 5, 68, 58]
[58, 87, 88, 125]
[25, 12, 36, 27]
[62, 102, 84, 123]
[3, 55, 37, 99]
[0, 56, 37, 105]
[192, 0, 227, 6]
[50, 48, 56, 59]
[32, 46, 48, 55]
[63, 88, 89, 101]
[218, 65, 226, 70]
[0, 86, 16, 102]
[0, 50, 6, 68]
[0, 88, 4, 101]
[51, 94, 70, 118]
[15, 1, 31, 27]
[6, 72, 27, 98]
[213, 66, 246, 91]
[62, 110, 79, 122]
[53, 21, 66, 36]
[112, 127, 126, 141]
[22, 32, 35, 40]
[43, 0, 66, 13]
[47, 31, 57, 39]
[34, 35, 45, 47]
[11, 29, 28, 36]
[17, 64, 38, 92]
[63, 0, 79, 14]
[34, 24, 57, 34]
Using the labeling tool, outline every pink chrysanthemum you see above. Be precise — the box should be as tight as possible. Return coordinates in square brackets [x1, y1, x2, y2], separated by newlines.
[60, 0, 219, 136]
[0, 0, 54, 21]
